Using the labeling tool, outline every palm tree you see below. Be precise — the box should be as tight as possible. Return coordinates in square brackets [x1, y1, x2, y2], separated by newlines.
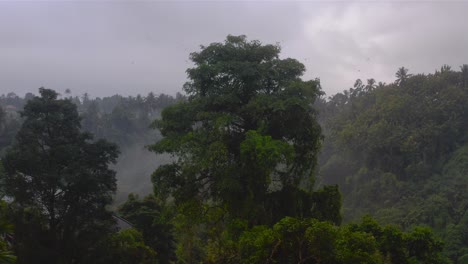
[440, 64, 452, 73]
[395, 67, 412, 86]
[365, 78, 376, 92]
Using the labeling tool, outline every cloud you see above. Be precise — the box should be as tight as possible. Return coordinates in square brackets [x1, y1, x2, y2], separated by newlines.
[0, 1, 467, 97]
[296, 1, 468, 94]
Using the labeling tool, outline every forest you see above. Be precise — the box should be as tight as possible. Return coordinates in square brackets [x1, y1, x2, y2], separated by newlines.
[0, 36, 467, 264]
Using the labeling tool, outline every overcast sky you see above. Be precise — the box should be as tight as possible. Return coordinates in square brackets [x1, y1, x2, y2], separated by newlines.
[1, 0, 467, 98]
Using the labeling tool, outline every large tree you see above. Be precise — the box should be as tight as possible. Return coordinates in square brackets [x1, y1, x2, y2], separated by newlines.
[1, 88, 119, 263]
[151, 35, 324, 225]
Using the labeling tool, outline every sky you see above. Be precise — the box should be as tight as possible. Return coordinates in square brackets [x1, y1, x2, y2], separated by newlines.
[1, 0, 468, 98]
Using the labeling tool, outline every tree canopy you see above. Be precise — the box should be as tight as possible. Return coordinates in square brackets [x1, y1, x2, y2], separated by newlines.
[151, 35, 325, 224]
[316, 65, 468, 263]
[1, 88, 120, 263]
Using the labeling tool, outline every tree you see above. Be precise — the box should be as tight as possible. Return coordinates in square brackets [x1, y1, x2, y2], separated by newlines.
[1, 88, 119, 263]
[97, 228, 158, 264]
[395, 67, 411, 86]
[150, 35, 324, 224]
[118, 194, 175, 264]
[365, 78, 376, 92]
[439, 64, 452, 74]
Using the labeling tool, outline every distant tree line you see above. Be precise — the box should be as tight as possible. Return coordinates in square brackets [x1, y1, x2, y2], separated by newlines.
[0, 91, 185, 152]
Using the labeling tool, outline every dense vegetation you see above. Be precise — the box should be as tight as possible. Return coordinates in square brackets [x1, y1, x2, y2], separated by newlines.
[0, 89, 184, 204]
[0, 36, 466, 263]
[315, 65, 468, 262]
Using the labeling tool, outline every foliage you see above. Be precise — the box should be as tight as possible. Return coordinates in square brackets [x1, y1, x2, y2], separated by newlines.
[78, 92, 183, 146]
[0, 200, 16, 264]
[316, 66, 468, 262]
[118, 194, 175, 264]
[1, 88, 119, 263]
[150, 35, 325, 225]
[205, 216, 447, 264]
[1, 90, 184, 203]
[97, 228, 158, 264]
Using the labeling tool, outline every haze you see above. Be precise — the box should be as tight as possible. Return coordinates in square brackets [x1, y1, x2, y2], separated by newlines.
[1, 0, 467, 97]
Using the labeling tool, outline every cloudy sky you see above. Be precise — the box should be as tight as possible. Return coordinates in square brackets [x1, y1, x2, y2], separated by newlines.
[1, 0, 467, 98]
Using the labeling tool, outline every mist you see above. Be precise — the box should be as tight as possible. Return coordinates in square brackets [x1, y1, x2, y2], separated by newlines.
[113, 139, 172, 205]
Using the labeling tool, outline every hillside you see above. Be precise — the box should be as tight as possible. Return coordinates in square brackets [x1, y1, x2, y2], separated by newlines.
[315, 66, 468, 261]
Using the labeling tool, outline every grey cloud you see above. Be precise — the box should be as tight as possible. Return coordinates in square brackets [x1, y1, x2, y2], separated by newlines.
[295, 2, 468, 94]
[0, 1, 467, 97]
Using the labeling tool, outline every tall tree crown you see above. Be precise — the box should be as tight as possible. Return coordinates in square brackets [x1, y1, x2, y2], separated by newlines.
[2, 88, 119, 263]
[151, 35, 325, 224]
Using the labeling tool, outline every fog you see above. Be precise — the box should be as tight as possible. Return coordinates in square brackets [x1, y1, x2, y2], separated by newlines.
[113, 143, 172, 205]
